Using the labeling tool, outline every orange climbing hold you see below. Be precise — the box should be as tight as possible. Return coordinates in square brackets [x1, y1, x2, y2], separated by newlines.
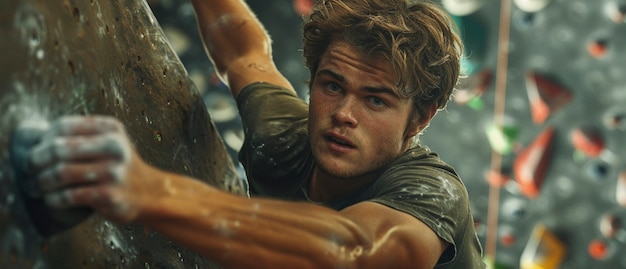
[514, 127, 556, 198]
[520, 224, 566, 269]
[525, 72, 573, 125]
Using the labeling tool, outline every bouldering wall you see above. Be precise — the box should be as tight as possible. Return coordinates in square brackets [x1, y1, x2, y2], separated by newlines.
[429, 1, 626, 268]
[0, 0, 245, 268]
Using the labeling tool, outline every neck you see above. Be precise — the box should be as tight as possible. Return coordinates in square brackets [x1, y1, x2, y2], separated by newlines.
[307, 166, 382, 203]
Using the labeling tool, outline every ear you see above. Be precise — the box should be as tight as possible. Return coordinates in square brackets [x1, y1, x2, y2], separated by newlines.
[406, 104, 438, 138]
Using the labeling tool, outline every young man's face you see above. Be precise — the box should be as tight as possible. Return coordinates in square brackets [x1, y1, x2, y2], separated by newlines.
[308, 39, 422, 180]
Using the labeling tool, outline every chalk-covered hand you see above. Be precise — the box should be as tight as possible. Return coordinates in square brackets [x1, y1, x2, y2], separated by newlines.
[26, 115, 154, 224]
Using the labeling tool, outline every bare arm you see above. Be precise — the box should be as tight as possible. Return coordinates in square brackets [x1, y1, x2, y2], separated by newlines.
[191, 0, 294, 97]
[138, 180, 445, 268]
[26, 116, 446, 268]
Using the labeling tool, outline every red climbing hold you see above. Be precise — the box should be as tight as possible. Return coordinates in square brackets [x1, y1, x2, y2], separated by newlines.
[514, 127, 556, 198]
[587, 40, 608, 59]
[500, 231, 516, 247]
[525, 72, 573, 125]
[570, 127, 604, 158]
[588, 239, 610, 260]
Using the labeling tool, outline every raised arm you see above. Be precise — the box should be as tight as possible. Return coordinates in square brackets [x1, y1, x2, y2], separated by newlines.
[191, 0, 294, 97]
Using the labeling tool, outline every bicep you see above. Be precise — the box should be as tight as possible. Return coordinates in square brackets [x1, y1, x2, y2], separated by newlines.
[340, 201, 447, 269]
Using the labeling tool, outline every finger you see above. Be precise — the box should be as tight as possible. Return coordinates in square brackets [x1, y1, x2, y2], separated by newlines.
[30, 133, 130, 170]
[44, 189, 75, 208]
[46, 115, 125, 137]
[38, 162, 126, 193]
[10, 119, 50, 173]
[44, 186, 132, 220]
[39, 116, 117, 150]
[44, 186, 111, 209]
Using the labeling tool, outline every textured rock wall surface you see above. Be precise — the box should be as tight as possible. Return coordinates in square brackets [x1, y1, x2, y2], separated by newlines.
[0, 0, 244, 268]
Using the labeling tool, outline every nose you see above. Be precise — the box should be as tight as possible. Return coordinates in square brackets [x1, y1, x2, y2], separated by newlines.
[332, 96, 358, 127]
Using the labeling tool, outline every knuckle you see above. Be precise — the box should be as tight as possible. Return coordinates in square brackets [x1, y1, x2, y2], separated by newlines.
[50, 137, 68, 160]
[95, 187, 117, 207]
[110, 164, 128, 184]
[101, 116, 124, 132]
[38, 163, 65, 189]
[104, 133, 131, 161]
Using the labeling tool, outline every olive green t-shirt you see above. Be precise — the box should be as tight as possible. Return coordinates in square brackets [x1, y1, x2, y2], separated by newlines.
[236, 82, 484, 268]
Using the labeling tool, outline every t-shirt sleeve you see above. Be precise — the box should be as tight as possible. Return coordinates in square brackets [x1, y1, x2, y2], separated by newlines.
[235, 82, 312, 197]
[367, 151, 472, 264]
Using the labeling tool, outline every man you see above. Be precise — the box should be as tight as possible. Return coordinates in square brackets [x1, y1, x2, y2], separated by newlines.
[22, 0, 484, 268]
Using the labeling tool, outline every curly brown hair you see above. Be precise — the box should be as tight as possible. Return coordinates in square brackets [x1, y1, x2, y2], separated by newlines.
[303, 0, 463, 119]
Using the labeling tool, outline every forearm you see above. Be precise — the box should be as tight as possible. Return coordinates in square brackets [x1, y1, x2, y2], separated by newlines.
[137, 173, 373, 269]
[190, 0, 272, 79]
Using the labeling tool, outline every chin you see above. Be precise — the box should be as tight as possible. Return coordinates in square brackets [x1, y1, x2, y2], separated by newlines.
[315, 157, 360, 179]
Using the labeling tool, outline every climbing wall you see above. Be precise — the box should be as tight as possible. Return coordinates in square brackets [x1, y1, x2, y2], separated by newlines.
[149, 0, 626, 268]
[0, 0, 244, 268]
[429, 1, 626, 268]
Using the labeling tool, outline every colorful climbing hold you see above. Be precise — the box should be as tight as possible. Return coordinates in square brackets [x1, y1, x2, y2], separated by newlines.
[514, 127, 556, 198]
[599, 214, 621, 239]
[585, 160, 610, 180]
[588, 239, 610, 260]
[570, 126, 605, 158]
[617, 171, 626, 207]
[454, 69, 493, 106]
[484, 168, 511, 187]
[525, 72, 573, 125]
[499, 225, 517, 247]
[486, 123, 520, 155]
[514, 0, 553, 13]
[604, 2, 626, 24]
[520, 224, 566, 269]
[603, 109, 625, 130]
[442, 0, 485, 16]
[587, 39, 608, 59]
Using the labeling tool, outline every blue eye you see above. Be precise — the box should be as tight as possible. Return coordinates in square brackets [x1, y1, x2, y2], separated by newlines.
[367, 96, 387, 108]
[327, 82, 341, 92]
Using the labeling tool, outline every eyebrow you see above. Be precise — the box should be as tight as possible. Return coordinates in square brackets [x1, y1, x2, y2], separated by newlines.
[316, 69, 399, 97]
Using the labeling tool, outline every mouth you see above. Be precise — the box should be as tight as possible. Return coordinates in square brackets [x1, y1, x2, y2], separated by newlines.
[325, 133, 355, 148]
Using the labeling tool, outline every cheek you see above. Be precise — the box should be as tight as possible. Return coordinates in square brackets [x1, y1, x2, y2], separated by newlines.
[367, 120, 404, 142]
[373, 117, 414, 148]
[308, 93, 331, 118]
[307, 95, 324, 130]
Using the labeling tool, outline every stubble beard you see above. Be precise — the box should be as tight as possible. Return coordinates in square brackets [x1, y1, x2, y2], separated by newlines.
[313, 146, 399, 182]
